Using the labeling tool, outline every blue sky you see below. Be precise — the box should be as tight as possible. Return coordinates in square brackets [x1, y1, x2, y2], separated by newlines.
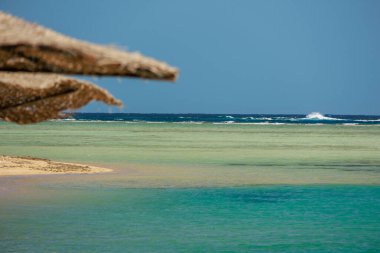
[2, 0, 380, 115]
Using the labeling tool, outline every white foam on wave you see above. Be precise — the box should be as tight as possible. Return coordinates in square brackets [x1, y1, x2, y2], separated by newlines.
[242, 117, 273, 121]
[304, 112, 338, 120]
[177, 121, 205, 124]
[212, 121, 235, 124]
[51, 119, 101, 123]
[212, 121, 286, 125]
[356, 119, 380, 122]
[50, 118, 76, 122]
[242, 122, 285, 125]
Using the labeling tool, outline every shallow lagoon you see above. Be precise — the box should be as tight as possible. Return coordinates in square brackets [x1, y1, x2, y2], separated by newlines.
[1, 122, 379, 185]
[1, 122, 380, 252]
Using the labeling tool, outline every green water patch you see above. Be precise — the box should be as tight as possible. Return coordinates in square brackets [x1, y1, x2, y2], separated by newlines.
[1, 121, 380, 185]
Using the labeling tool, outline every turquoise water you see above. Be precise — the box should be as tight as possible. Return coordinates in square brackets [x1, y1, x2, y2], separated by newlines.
[1, 119, 380, 252]
[1, 185, 380, 252]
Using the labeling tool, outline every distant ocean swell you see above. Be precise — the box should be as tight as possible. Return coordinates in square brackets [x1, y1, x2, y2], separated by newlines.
[61, 112, 380, 125]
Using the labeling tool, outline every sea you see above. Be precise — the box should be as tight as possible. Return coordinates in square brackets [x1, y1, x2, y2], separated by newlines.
[69, 112, 380, 125]
[0, 112, 379, 252]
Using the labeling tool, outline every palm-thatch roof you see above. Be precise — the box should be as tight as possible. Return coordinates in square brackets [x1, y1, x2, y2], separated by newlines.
[0, 11, 178, 81]
[0, 12, 179, 124]
[0, 72, 122, 124]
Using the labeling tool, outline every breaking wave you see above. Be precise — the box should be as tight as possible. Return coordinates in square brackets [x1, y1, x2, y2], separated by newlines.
[304, 112, 338, 120]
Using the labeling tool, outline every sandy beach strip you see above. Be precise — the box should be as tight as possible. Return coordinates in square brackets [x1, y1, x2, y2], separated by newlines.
[0, 155, 112, 176]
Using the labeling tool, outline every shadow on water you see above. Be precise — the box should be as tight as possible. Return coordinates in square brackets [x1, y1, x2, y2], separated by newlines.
[225, 191, 293, 203]
[225, 162, 380, 172]
[190, 188, 296, 204]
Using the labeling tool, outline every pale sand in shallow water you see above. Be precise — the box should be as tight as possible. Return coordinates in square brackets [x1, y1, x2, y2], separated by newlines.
[0, 155, 112, 176]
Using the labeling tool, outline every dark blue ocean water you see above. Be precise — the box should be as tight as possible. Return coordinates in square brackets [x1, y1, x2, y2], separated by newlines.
[70, 112, 380, 125]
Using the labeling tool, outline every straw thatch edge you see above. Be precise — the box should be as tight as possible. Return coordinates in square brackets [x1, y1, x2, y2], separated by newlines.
[0, 12, 179, 81]
[0, 72, 122, 124]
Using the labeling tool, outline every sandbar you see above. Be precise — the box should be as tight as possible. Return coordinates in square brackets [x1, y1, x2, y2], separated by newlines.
[0, 155, 112, 176]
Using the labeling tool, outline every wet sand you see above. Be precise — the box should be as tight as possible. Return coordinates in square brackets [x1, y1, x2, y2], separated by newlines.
[0, 155, 112, 176]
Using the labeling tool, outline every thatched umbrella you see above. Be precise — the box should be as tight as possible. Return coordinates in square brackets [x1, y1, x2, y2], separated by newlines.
[0, 12, 178, 80]
[0, 72, 122, 124]
[0, 12, 179, 124]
